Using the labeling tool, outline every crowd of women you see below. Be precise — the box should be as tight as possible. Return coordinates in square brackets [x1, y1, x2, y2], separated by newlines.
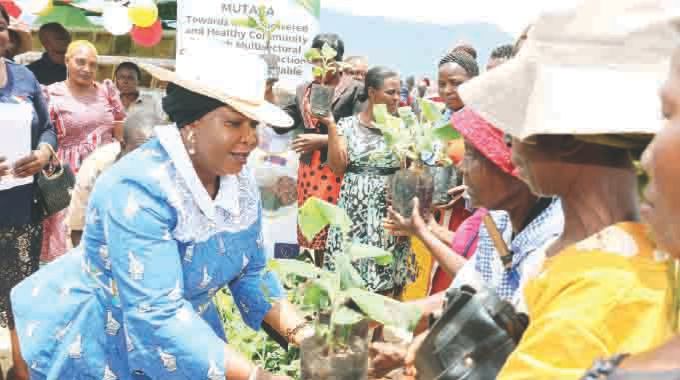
[1, 0, 680, 379]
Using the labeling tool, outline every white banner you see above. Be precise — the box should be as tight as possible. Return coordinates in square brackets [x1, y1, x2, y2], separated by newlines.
[177, 0, 320, 89]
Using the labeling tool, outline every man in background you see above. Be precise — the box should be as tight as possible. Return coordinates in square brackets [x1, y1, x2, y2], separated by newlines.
[400, 75, 416, 106]
[66, 107, 160, 247]
[344, 55, 369, 82]
[114, 61, 166, 121]
[27, 22, 71, 85]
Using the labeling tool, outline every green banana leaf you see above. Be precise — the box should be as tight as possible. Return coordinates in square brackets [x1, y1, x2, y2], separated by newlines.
[334, 305, 365, 325]
[348, 244, 393, 265]
[346, 288, 423, 332]
[268, 259, 324, 280]
[298, 197, 351, 241]
[374, 104, 388, 124]
[336, 254, 365, 290]
[432, 120, 461, 142]
[420, 98, 445, 123]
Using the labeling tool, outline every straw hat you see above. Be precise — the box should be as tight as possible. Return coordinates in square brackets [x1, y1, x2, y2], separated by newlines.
[8, 17, 32, 57]
[459, 0, 680, 141]
[140, 41, 293, 128]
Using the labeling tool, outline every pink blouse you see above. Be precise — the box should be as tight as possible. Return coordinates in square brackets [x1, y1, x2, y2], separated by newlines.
[40, 79, 125, 262]
[44, 79, 126, 173]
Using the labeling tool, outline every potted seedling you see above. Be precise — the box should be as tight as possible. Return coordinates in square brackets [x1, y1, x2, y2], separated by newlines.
[304, 43, 341, 117]
[232, 5, 282, 80]
[371, 99, 460, 217]
[428, 159, 458, 206]
[268, 197, 423, 380]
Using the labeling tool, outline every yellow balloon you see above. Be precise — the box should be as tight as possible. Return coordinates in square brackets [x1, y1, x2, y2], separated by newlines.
[28, 0, 53, 16]
[128, 0, 158, 28]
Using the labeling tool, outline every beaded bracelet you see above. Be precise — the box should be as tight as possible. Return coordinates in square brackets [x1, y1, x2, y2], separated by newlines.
[286, 320, 310, 343]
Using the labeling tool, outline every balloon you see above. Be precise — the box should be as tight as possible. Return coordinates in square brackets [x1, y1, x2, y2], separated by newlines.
[0, 0, 21, 18]
[102, 3, 132, 36]
[26, 0, 52, 16]
[128, 0, 158, 28]
[131, 18, 162, 47]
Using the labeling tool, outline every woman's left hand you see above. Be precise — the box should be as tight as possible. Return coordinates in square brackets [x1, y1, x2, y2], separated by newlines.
[292, 134, 328, 154]
[13, 147, 51, 178]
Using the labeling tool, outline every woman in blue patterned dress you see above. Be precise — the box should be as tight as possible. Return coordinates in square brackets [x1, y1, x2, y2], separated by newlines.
[324, 66, 415, 294]
[10, 52, 310, 380]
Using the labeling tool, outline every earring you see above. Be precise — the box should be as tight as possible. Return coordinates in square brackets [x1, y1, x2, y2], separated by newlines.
[187, 130, 196, 155]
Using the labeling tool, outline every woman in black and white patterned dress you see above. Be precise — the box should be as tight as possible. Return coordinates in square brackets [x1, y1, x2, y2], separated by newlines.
[323, 66, 415, 294]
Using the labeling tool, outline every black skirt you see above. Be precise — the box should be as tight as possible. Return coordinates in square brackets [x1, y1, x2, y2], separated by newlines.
[0, 223, 42, 329]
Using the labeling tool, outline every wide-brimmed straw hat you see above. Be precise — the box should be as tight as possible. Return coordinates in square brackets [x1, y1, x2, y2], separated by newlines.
[140, 41, 293, 128]
[8, 17, 32, 56]
[459, 0, 680, 141]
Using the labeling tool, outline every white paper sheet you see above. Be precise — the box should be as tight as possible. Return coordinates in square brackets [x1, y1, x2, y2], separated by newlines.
[0, 103, 33, 191]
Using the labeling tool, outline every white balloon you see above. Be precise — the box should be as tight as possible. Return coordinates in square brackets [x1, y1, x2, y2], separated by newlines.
[102, 4, 132, 36]
[26, 0, 51, 15]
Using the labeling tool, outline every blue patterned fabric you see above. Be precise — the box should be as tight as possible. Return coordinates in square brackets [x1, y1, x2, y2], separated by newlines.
[472, 198, 564, 302]
[10, 126, 284, 380]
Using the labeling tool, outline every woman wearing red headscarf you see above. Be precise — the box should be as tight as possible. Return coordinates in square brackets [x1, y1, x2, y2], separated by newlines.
[373, 108, 564, 378]
[386, 108, 563, 305]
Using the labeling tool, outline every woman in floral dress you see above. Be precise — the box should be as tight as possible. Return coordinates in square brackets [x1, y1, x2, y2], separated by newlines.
[40, 40, 125, 262]
[324, 66, 415, 294]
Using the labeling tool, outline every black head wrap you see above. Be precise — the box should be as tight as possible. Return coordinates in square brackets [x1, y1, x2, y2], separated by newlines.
[162, 82, 226, 128]
[439, 51, 480, 77]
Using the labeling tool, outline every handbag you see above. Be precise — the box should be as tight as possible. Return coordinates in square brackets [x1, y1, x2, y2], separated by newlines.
[35, 144, 75, 219]
[414, 286, 528, 380]
[414, 215, 529, 380]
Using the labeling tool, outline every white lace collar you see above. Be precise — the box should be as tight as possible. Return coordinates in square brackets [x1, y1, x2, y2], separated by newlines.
[155, 125, 240, 221]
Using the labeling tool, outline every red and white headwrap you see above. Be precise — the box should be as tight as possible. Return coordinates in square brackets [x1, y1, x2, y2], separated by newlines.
[452, 107, 518, 177]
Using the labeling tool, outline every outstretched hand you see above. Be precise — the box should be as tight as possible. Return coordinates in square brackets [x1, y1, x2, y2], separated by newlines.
[404, 330, 429, 369]
[384, 198, 430, 237]
[369, 342, 408, 378]
[435, 185, 467, 210]
[292, 134, 327, 154]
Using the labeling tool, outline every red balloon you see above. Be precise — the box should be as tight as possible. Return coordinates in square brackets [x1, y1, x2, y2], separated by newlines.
[0, 0, 22, 18]
[130, 18, 162, 47]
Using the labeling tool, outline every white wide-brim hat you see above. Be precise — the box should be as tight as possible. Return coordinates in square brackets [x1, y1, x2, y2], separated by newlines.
[459, 0, 680, 141]
[141, 42, 293, 128]
[8, 17, 32, 57]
